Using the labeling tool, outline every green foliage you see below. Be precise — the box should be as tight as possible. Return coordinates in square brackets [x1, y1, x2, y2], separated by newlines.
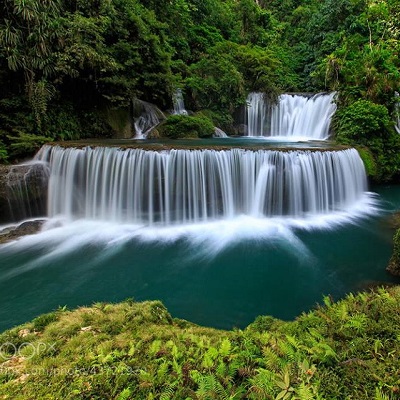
[334, 100, 392, 143]
[356, 146, 378, 179]
[334, 100, 400, 181]
[387, 228, 400, 276]
[7, 132, 53, 158]
[2, 289, 400, 399]
[161, 115, 215, 139]
[196, 109, 234, 133]
[32, 312, 60, 332]
[0, 0, 398, 179]
[0, 141, 8, 162]
[186, 41, 281, 114]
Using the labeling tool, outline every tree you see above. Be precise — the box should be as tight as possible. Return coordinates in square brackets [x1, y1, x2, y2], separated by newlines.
[0, 0, 62, 126]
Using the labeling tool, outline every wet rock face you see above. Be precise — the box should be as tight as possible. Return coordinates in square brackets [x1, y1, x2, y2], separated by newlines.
[0, 163, 49, 224]
[0, 165, 11, 222]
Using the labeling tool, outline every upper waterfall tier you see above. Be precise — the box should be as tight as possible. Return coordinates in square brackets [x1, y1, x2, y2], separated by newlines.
[246, 92, 337, 139]
[36, 145, 368, 226]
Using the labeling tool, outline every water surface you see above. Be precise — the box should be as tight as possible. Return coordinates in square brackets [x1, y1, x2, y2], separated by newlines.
[0, 185, 399, 332]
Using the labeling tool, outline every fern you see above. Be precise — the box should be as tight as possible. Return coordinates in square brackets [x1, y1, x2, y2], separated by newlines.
[159, 386, 175, 400]
[374, 387, 391, 400]
[249, 368, 276, 399]
[333, 302, 349, 322]
[116, 388, 132, 400]
[219, 338, 232, 357]
[149, 339, 162, 357]
[295, 382, 316, 400]
[262, 347, 285, 371]
[343, 313, 368, 335]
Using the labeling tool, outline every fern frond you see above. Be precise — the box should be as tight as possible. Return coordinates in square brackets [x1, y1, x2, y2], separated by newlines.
[295, 382, 316, 400]
[374, 387, 391, 400]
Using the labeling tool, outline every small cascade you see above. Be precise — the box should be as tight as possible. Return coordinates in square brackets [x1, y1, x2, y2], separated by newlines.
[394, 92, 400, 134]
[132, 98, 165, 139]
[6, 162, 49, 221]
[173, 89, 188, 115]
[36, 145, 368, 226]
[213, 127, 228, 138]
[247, 92, 267, 136]
[246, 92, 337, 139]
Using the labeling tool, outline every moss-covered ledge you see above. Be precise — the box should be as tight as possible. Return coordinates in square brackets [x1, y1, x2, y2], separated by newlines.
[387, 228, 400, 276]
[2, 289, 400, 399]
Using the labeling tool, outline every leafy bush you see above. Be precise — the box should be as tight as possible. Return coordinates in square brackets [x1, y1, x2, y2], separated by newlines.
[161, 115, 215, 139]
[334, 100, 392, 143]
[334, 100, 400, 181]
[7, 132, 53, 159]
[0, 141, 8, 162]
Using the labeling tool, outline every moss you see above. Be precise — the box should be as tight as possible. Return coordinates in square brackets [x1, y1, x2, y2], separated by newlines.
[387, 228, 400, 276]
[159, 114, 215, 139]
[1, 291, 400, 399]
[356, 146, 378, 179]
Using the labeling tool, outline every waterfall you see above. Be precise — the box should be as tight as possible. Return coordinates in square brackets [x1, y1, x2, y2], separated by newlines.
[6, 161, 49, 221]
[395, 92, 400, 134]
[36, 145, 368, 226]
[173, 89, 188, 116]
[246, 92, 337, 139]
[213, 127, 228, 138]
[132, 99, 165, 139]
[247, 92, 267, 137]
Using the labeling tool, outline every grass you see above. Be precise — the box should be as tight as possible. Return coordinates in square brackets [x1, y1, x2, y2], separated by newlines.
[1, 289, 400, 399]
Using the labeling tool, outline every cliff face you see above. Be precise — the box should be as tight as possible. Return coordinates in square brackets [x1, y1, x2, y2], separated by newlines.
[0, 165, 12, 222]
[0, 163, 48, 224]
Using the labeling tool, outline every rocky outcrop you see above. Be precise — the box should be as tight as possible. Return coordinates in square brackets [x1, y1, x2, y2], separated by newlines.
[0, 162, 49, 223]
[0, 219, 45, 244]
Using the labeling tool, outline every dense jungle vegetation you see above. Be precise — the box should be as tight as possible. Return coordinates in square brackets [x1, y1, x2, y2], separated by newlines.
[0, 0, 400, 180]
[2, 2, 400, 398]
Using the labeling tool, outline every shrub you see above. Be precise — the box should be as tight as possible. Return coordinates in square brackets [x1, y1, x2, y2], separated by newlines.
[161, 114, 215, 139]
[0, 141, 8, 162]
[334, 100, 400, 181]
[334, 100, 392, 144]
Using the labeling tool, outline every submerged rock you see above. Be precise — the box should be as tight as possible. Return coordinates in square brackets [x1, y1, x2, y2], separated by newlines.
[387, 211, 400, 229]
[0, 219, 45, 244]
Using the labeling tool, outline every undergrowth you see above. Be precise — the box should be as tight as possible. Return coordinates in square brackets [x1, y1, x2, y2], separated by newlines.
[1, 289, 400, 399]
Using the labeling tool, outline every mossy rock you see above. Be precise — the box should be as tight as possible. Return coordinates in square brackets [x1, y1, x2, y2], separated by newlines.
[387, 228, 400, 276]
[159, 114, 215, 139]
[356, 146, 378, 179]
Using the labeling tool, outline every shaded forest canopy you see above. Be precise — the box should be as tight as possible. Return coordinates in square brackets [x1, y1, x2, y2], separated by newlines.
[0, 0, 400, 179]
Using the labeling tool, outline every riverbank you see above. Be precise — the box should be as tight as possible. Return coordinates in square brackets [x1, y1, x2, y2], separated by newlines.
[1, 289, 400, 399]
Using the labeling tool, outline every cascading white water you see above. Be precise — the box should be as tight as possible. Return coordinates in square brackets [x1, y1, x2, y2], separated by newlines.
[246, 92, 337, 139]
[213, 127, 228, 138]
[132, 99, 165, 139]
[36, 145, 369, 226]
[395, 92, 400, 134]
[172, 89, 188, 116]
[247, 92, 267, 137]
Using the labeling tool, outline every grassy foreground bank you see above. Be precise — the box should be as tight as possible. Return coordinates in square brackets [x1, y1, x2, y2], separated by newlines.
[1, 289, 400, 400]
